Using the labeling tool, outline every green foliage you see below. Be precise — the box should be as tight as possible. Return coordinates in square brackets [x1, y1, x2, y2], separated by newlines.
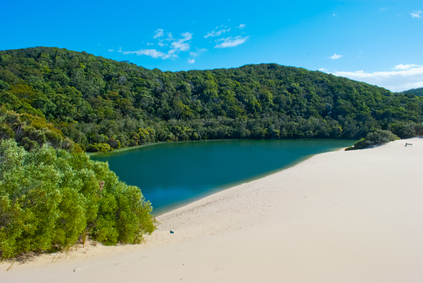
[87, 142, 113, 153]
[346, 129, 399, 150]
[0, 139, 155, 259]
[0, 107, 76, 152]
[403, 87, 423, 97]
[390, 122, 421, 139]
[0, 47, 421, 153]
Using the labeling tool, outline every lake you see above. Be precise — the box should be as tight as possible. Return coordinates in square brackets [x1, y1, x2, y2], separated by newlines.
[92, 139, 353, 215]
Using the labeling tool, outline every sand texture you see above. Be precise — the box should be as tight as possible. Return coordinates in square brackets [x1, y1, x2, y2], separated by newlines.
[1, 138, 423, 282]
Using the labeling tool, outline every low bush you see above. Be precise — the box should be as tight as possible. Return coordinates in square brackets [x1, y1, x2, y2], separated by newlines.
[345, 129, 399, 150]
[0, 139, 155, 259]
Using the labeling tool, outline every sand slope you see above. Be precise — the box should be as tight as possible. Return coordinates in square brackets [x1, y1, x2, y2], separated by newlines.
[2, 138, 423, 282]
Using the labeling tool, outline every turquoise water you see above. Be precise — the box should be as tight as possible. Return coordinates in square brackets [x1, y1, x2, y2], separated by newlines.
[92, 139, 353, 215]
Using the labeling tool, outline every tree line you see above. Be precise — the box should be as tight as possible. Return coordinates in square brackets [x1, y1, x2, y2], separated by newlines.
[1, 47, 422, 152]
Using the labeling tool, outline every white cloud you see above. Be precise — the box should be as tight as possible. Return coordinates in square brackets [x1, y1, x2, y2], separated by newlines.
[166, 32, 174, 41]
[328, 53, 343, 60]
[188, 59, 195, 64]
[123, 49, 175, 59]
[205, 28, 231, 38]
[190, 48, 207, 57]
[237, 24, 246, 29]
[332, 65, 423, 92]
[147, 43, 154, 46]
[154, 29, 164, 38]
[122, 32, 193, 60]
[318, 68, 328, 72]
[169, 32, 192, 54]
[158, 40, 166, 47]
[215, 36, 249, 48]
[108, 49, 114, 52]
[394, 64, 419, 70]
[332, 14, 337, 17]
[118, 47, 122, 53]
[410, 11, 422, 18]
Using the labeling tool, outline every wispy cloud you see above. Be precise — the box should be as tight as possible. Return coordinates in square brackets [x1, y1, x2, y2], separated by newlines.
[318, 68, 328, 72]
[123, 49, 175, 59]
[147, 43, 154, 46]
[189, 48, 207, 57]
[332, 14, 337, 17]
[153, 29, 164, 38]
[237, 24, 246, 29]
[168, 32, 192, 54]
[166, 32, 174, 41]
[394, 64, 419, 70]
[332, 65, 423, 92]
[188, 48, 207, 64]
[205, 28, 231, 38]
[123, 31, 193, 60]
[328, 53, 343, 60]
[108, 49, 114, 52]
[410, 10, 422, 18]
[215, 36, 249, 48]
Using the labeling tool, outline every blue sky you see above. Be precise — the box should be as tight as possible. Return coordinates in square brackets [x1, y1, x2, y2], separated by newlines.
[1, 0, 422, 92]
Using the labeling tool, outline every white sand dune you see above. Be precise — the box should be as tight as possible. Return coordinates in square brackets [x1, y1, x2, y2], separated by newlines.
[2, 138, 423, 282]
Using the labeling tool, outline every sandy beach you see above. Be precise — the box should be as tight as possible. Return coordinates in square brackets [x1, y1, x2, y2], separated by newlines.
[1, 138, 422, 282]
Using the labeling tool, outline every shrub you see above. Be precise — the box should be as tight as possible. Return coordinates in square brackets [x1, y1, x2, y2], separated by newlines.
[0, 139, 155, 259]
[390, 122, 419, 139]
[346, 129, 399, 150]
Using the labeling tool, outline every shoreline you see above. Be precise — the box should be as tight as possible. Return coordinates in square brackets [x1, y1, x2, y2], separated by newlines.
[2, 138, 422, 282]
[91, 138, 353, 216]
[87, 137, 354, 157]
[87, 139, 244, 157]
[152, 148, 328, 217]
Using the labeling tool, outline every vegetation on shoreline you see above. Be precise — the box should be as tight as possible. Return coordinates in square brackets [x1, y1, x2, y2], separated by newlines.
[345, 129, 400, 150]
[0, 139, 155, 260]
[0, 47, 422, 153]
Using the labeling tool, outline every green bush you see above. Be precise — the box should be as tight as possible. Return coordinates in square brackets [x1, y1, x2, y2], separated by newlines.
[0, 139, 155, 259]
[87, 142, 113, 152]
[346, 129, 399, 150]
[390, 122, 419, 139]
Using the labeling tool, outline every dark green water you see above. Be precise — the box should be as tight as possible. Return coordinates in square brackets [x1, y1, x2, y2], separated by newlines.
[92, 139, 353, 215]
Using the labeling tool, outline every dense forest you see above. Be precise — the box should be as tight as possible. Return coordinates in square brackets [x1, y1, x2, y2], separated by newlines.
[403, 87, 423, 97]
[1, 47, 422, 153]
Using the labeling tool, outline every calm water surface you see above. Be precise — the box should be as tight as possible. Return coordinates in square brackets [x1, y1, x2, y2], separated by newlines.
[92, 139, 353, 215]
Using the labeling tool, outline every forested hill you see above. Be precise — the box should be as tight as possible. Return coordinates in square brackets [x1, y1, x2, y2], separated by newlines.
[1, 47, 422, 152]
[403, 87, 423, 97]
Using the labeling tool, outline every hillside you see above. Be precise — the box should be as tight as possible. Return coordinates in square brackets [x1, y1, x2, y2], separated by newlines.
[1, 47, 422, 152]
[403, 87, 423, 97]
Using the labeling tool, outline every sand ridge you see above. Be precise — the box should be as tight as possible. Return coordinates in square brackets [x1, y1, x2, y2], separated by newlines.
[1, 138, 423, 282]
